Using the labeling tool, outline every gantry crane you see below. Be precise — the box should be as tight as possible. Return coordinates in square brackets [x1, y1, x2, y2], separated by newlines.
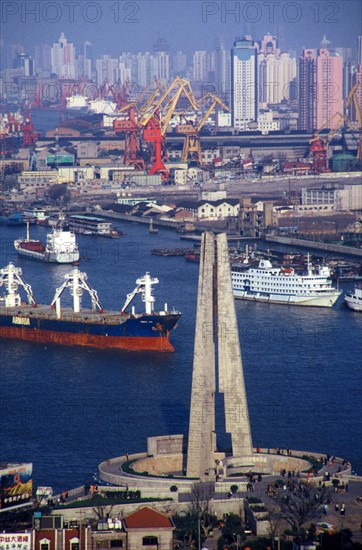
[309, 83, 362, 172]
[112, 79, 169, 171]
[176, 92, 230, 165]
[345, 82, 362, 165]
[139, 77, 199, 179]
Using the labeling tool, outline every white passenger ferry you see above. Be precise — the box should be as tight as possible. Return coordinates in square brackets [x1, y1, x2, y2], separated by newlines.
[231, 256, 341, 307]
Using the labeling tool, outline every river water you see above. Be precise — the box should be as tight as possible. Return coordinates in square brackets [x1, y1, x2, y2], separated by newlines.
[0, 222, 361, 493]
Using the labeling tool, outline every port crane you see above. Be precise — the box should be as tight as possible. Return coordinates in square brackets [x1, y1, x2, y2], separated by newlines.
[113, 79, 168, 170]
[308, 83, 362, 171]
[139, 77, 199, 180]
[114, 77, 200, 180]
[176, 92, 230, 165]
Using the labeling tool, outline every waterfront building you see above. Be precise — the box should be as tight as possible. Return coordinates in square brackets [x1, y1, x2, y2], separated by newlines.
[231, 36, 259, 130]
[51, 33, 76, 79]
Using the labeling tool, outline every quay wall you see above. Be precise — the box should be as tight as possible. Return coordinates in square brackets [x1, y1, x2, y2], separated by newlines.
[265, 235, 362, 257]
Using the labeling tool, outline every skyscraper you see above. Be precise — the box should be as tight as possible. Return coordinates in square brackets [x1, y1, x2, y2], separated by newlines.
[258, 34, 296, 105]
[316, 49, 343, 130]
[51, 33, 76, 78]
[95, 55, 118, 86]
[231, 36, 258, 130]
[298, 49, 317, 132]
[215, 40, 231, 103]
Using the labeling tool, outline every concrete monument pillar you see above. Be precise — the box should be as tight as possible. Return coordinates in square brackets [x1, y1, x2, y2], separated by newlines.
[186, 232, 253, 479]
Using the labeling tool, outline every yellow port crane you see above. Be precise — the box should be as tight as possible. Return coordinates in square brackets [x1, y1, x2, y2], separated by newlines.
[344, 82, 362, 164]
[176, 92, 230, 165]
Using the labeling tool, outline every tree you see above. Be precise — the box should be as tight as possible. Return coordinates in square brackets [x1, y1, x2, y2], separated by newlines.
[220, 513, 244, 547]
[47, 183, 69, 204]
[267, 480, 332, 534]
[175, 482, 216, 548]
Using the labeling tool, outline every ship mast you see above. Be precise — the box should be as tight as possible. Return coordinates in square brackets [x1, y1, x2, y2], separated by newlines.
[0, 262, 36, 307]
[121, 272, 159, 314]
[51, 266, 103, 314]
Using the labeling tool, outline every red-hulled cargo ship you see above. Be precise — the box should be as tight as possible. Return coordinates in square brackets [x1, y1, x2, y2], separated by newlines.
[0, 263, 181, 352]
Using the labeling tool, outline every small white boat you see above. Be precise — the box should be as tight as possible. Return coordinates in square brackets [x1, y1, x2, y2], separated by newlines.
[344, 285, 362, 312]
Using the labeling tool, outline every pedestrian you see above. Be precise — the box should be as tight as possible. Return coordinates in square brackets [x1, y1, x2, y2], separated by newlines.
[340, 503, 345, 516]
[323, 504, 328, 515]
[335, 503, 339, 512]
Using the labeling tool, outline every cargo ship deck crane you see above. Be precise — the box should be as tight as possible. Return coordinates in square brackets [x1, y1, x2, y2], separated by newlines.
[51, 267, 103, 315]
[121, 272, 159, 315]
[0, 262, 36, 308]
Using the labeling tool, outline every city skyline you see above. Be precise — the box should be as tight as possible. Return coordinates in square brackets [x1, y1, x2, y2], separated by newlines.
[1, 0, 361, 61]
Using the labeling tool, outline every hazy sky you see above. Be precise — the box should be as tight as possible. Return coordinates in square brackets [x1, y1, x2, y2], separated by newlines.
[1, 0, 362, 58]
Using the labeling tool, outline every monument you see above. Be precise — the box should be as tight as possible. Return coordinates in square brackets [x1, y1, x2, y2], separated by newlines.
[99, 232, 344, 494]
[186, 232, 253, 479]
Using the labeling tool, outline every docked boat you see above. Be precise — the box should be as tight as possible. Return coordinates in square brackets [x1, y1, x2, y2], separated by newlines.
[14, 221, 80, 263]
[66, 214, 122, 237]
[344, 285, 362, 312]
[231, 256, 341, 307]
[0, 263, 181, 352]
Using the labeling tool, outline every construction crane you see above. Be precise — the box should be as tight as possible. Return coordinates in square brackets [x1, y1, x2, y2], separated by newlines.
[176, 92, 230, 165]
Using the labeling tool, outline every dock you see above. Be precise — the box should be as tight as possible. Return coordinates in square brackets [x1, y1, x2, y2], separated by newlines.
[265, 235, 362, 258]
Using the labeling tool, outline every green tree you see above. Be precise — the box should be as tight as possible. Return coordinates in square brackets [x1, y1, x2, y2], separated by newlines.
[268, 480, 332, 534]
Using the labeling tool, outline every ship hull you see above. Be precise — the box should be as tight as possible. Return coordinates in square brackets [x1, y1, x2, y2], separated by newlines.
[0, 309, 180, 352]
[15, 245, 79, 263]
[233, 290, 341, 307]
[344, 297, 362, 312]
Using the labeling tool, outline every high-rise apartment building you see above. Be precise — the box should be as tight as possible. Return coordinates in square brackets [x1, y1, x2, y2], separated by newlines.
[95, 55, 118, 85]
[172, 51, 187, 76]
[299, 48, 343, 131]
[298, 49, 317, 132]
[358, 36, 362, 67]
[192, 50, 208, 81]
[215, 40, 231, 103]
[231, 36, 258, 130]
[34, 43, 52, 75]
[51, 33, 76, 78]
[258, 34, 296, 105]
[316, 49, 343, 129]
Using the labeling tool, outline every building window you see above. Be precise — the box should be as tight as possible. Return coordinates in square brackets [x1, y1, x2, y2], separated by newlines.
[142, 536, 158, 546]
[40, 539, 50, 550]
[110, 541, 123, 548]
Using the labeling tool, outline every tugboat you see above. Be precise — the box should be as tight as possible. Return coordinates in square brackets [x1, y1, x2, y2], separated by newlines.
[14, 219, 80, 264]
[0, 263, 181, 352]
[344, 285, 362, 312]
